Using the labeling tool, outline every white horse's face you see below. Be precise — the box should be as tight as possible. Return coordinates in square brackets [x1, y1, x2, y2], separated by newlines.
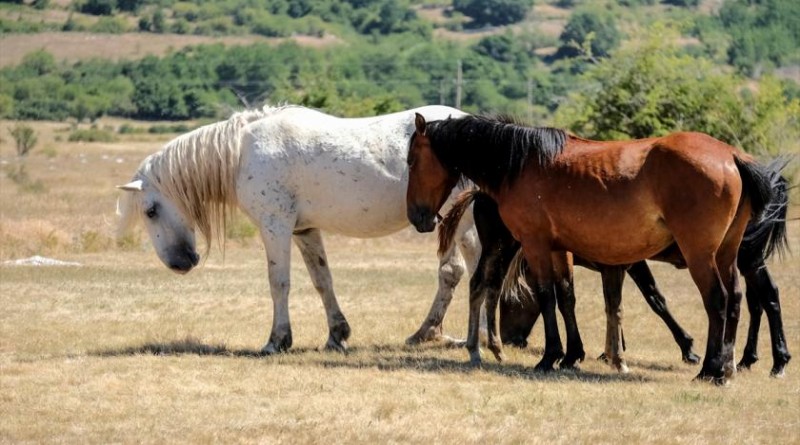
[119, 179, 199, 274]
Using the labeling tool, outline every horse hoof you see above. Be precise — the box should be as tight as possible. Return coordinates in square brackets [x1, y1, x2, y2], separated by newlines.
[597, 353, 609, 363]
[561, 352, 584, 369]
[770, 368, 786, 378]
[683, 352, 701, 365]
[534, 362, 555, 373]
[617, 362, 630, 374]
[261, 343, 280, 355]
[559, 361, 580, 371]
[694, 372, 727, 386]
[323, 339, 348, 353]
[492, 350, 506, 362]
[405, 326, 442, 345]
[469, 357, 483, 368]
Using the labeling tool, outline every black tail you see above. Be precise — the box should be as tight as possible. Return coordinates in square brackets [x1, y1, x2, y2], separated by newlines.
[734, 156, 773, 220]
[737, 156, 792, 270]
[437, 189, 480, 256]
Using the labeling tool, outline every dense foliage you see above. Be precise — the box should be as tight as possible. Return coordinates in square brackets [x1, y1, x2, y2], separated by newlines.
[716, 0, 800, 76]
[0, 0, 798, 158]
[452, 0, 534, 27]
[0, 32, 563, 120]
[555, 31, 800, 154]
[557, 6, 621, 58]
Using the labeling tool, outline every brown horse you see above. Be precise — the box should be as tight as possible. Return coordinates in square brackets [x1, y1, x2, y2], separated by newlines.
[406, 114, 773, 383]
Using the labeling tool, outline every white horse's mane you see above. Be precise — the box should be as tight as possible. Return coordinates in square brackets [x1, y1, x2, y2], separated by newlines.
[117, 104, 297, 250]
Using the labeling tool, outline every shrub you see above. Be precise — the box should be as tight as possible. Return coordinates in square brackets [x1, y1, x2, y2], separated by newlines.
[68, 128, 117, 142]
[452, 0, 534, 27]
[8, 123, 37, 157]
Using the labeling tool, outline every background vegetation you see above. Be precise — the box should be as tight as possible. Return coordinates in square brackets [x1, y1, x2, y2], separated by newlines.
[1, 0, 798, 152]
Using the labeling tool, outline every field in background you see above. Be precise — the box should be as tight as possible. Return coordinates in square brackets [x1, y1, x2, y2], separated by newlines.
[1, 120, 799, 443]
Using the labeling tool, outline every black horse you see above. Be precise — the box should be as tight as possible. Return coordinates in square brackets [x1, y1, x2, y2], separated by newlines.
[437, 158, 791, 375]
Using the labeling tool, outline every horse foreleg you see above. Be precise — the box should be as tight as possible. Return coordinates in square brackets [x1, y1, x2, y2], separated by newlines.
[476, 247, 515, 363]
[600, 266, 628, 373]
[555, 254, 585, 369]
[626, 261, 700, 364]
[259, 222, 294, 355]
[406, 243, 468, 345]
[520, 245, 563, 372]
[293, 228, 350, 352]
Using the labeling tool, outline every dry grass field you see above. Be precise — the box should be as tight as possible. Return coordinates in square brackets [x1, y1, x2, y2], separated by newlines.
[0, 32, 339, 68]
[1, 119, 799, 444]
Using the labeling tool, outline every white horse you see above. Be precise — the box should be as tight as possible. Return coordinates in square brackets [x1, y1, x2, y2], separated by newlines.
[117, 104, 479, 353]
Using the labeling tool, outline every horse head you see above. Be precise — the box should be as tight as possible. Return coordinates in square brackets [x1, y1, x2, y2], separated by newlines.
[406, 113, 459, 233]
[117, 178, 200, 274]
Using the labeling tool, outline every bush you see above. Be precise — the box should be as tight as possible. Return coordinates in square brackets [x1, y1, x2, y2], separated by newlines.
[68, 128, 117, 142]
[452, 0, 534, 27]
[78, 0, 116, 16]
[8, 123, 37, 156]
[90, 16, 129, 33]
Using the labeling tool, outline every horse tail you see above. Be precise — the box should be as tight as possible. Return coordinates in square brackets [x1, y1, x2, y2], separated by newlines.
[734, 155, 774, 224]
[737, 156, 792, 270]
[437, 189, 480, 256]
[500, 248, 531, 303]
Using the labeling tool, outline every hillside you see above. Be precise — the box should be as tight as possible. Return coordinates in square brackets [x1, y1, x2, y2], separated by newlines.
[0, 0, 798, 155]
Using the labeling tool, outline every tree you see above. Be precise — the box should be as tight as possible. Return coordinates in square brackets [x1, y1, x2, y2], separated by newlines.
[452, 0, 534, 27]
[78, 0, 115, 16]
[9, 123, 37, 157]
[554, 30, 800, 155]
[557, 7, 620, 59]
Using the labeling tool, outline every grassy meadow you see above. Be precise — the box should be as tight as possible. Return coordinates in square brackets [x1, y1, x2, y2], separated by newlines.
[1, 119, 799, 444]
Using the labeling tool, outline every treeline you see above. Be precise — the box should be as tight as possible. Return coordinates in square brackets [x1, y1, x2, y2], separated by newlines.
[0, 0, 798, 148]
[0, 31, 570, 121]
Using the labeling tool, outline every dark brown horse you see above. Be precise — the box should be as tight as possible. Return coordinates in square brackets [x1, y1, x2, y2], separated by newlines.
[406, 114, 774, 383]
[438, 157, 789, 375]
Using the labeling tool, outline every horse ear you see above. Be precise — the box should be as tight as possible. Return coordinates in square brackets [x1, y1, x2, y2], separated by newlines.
[414, 113, 427, 135]
[117, 179, 143, 192]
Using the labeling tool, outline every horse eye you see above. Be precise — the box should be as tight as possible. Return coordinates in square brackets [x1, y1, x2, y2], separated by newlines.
[407, 156, 415, 167]
[145, 205, 157, 219]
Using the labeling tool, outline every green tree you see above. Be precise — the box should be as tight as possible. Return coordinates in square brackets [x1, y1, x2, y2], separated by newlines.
[453, 0, 534, 27]
[554, 30, 800, 155]
[557, 7, 621, 59]
[152, 9, 165, 33]
[78, 0, 115, 16]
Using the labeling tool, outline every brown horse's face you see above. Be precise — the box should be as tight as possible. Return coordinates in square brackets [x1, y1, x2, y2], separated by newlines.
[406, 113, 459, 233]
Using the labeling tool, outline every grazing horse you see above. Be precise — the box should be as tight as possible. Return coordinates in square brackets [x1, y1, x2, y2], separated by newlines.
[438, 159, 789, 375]
[406, 113, 774, 383]
[117, 104, 481, 354]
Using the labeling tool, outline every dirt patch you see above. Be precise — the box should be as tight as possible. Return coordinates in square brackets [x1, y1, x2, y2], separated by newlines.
[0, 32, 339, 68]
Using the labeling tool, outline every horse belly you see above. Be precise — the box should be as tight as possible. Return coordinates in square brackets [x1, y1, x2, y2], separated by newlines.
[294, 173, 410, 238]
[551, 202, 674, 265]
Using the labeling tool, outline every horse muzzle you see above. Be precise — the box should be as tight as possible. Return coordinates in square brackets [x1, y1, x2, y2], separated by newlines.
[408, 206, 438, 233]
[167, 246, 200, 274]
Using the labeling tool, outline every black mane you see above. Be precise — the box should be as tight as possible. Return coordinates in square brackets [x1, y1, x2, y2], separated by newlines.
[425, 114, 567, 191]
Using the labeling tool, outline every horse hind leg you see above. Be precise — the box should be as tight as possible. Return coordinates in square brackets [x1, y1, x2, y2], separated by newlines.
[293, 228, 350, 352]
[626, 261, 701, 364]
[747, 264, 791, 377]
[600, 266, 628, 373]
[737, 267, 763, 371]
